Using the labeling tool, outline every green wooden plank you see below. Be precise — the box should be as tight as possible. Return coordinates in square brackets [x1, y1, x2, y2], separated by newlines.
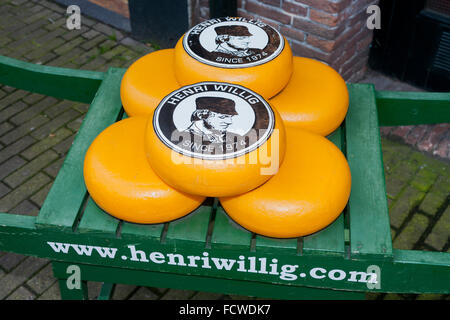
[0, 55, 104, 103]
[211, 206, 252, 250]
[376, 90, 450, 126]
[2, 219, 449, 293]
[0, 212, 36, 230]
[393, 249, 450, 267]
[35, 68, 125, 231]
[76, 198, 120, 236]
[302, 215, 345, 255]
[255, 235, 298, 254]
[165, 205, 213, 245]
[120, 221, 165, 240]
[51, 246, 450, 296]
[52, 261, 365, 300]
[345, 84, 393, 259]
[76, 109, 129, 236]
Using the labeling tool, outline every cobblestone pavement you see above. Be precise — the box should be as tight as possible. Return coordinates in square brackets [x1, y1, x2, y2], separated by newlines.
[0, 0, 448, 300]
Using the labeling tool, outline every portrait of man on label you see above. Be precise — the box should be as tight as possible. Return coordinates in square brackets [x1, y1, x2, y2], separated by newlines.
[184, 96, 238, 144]
[213, 25, 263, 57]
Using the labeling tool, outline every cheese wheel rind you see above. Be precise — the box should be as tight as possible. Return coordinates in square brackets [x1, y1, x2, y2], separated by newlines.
[173, 35, 293, 99]
[144, 87, 287, 197]
[269, 57, 349, 136]
[83, 117, 206, 224]
[220, 127, 351, 238]
[120, 49, 180, 117]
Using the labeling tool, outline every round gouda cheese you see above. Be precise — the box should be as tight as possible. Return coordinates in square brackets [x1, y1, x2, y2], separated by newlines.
[120, 49, 180, 117]
[220, 127, 351, 238]
[174, 17, 293, 99]
[83, 117, 206, 224]
[270, 57, 349, 136]
[144, 82, 286, 197]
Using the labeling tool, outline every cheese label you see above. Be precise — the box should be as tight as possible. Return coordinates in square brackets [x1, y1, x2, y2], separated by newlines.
[183, 17, 284, 69]
[153, 82, 275, 160]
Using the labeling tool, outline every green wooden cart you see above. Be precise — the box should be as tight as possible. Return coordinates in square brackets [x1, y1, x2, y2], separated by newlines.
[0, 55, 449, 300]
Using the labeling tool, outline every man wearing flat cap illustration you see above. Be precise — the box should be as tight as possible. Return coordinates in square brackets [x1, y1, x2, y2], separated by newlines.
[183, 96, 239, 144]
[213, 25, 262, 57]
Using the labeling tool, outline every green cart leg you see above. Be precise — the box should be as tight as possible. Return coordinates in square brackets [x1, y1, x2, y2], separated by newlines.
[52, 262, 89, 300]
[57, 279, 88, 300]
[97, 283, 115, 300]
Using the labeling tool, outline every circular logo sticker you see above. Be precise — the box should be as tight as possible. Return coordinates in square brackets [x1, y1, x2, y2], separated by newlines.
[153, 82, 275, 160]
[183, 17, 284, 69]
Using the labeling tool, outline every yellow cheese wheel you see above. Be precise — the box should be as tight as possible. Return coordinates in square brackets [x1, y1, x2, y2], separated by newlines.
[83, 117, 206, 224]
[144, 82, 286, 197]
[269, 57, 349, 136]
[173, 17, 293, 99]
[220, 127, 351, 238]
[120, 49, 180, 117]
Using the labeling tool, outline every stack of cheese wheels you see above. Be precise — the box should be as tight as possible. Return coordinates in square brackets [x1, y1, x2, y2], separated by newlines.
[84, 82, 287, 223]
[84, 16, 352, 237]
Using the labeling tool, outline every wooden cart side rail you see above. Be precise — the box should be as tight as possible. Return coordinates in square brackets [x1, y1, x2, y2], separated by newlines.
[34, 68, 125, 232]
[375, 90, 450, 127]
[0, 211, 35, 229]
[51, 261, 365, 300]
[346, 84, 393, 259]
[0, 212, 448, 294]
[0, 55, 105, 103]
[393, 249, 450, 268]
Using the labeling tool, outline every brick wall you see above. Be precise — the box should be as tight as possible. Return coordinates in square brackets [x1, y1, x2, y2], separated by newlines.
[192, 0, 379, 82]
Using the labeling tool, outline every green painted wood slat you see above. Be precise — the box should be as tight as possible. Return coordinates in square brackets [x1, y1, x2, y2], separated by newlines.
[120, 222, 165, 240]
[35, 68, 125, 231]
[76, 198, 120, 236]
[376, 90, 450, 126]
[51, 261, 365, 300]
[345, 84, 393, 259]
[211, 206, 253, 251]
[0, 55, 104, 103]
[164, 205, 213, 246]
[75, 108, 129, 236]
[255, 236, 298, 254]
